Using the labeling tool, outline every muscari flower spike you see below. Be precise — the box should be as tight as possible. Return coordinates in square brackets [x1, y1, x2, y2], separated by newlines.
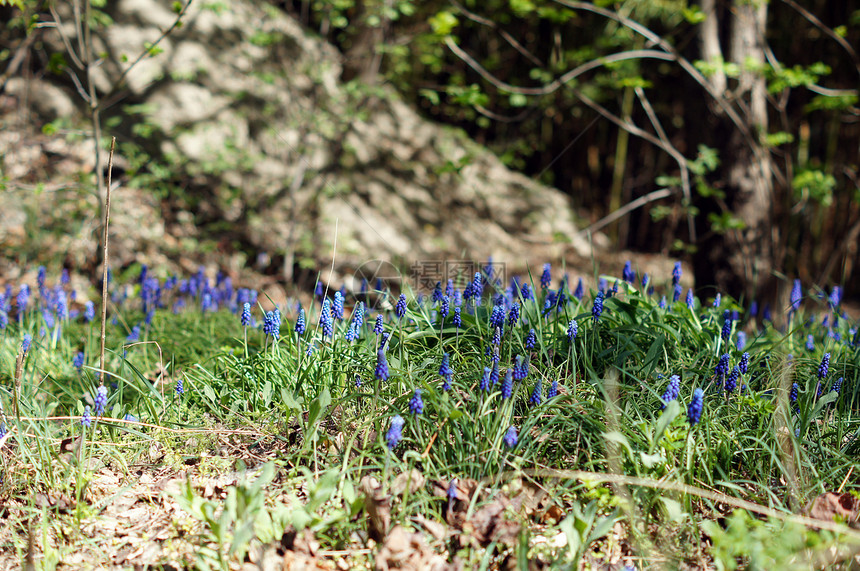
[790, 279, 802, 313]
[622, 261, 635, 284]
[386, 415, 405, 449]
[526, 328, 537, 350]
[592, 291, 604, 323]
[480, 367, 491, 392]
[503, 426, 518, 448]
[94, 385, 108, 416]
[672, 261, 682, 286]
[295, 308, 306, 334]
[440, 295, 450, 319]
[661, 375, 680, 410]
[715, 353, 730, 379]
[547, 380, 558, 399]
[432, 282, 443, 303]
[409, 388, 424, 415]
[491, 327, 501, 346]
[176, 377, 184, 395]
[395, 294, 407, 318]
[21, 334, 32, 354]
[736, 331, 747, 351]
[818, 353, 830, 380]
[713, 293, 721, 308]
[490, 304, 505, 330]
[81, 405, 92, 428]
[472, 272, 484, 300]
[739, 352, 750, 375]
[573, 278, 584, 301]
[686, 288, 694, 309]
[687, 388, 704, 425]
[490, 361, 500, 386]
[332, 291, 344, 320]
[540, 264, 552, 289]
[501, 369, 513, 399]
[375, 349, 390, 382]
[659, 296, 667, 310]
[374, 314, 384, 335]
[73, 351, 85, 370]
[725, 366, 740, 393]
[453, 307, 462, 329]
[567, 319, 578, 343]
[529, 379, 543, 405]
[673, 282, 683, 303]
[721, 310, 732, 342]
[832, 377, 843, 395]
[507, 302, 520, 328]
[241, 303, 252, 327]
[439, 353, 453, 390]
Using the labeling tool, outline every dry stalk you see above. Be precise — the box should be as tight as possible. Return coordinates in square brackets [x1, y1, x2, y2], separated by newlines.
[99, 137, 116, 388]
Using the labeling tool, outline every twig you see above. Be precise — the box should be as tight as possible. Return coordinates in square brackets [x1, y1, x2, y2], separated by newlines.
[99, 137, 116, 388]
[520, 468, 860, 538]
[576, 188, 674, 237]
[110, 0, 194, 92]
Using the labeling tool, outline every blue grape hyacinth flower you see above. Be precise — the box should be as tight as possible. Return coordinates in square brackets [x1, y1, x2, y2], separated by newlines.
[790, 279, 802, 312]
[529, 379, 542, 405]
[687, 388, 704, 425]
[672, 261, 682, 286]
[375, 349, 390, 382]
[440, 353, 453, 390]
[660, 375, 680, 409]
[480, 367, 491, 392]
[94, 385, 108, 416]
[73, 351, 85, 371]
[739, 352, 750, 375]
[725, 366, 740, 393]
[294, 308, 306, 335]
[501, 369, 513, 399]
[386, 415, 405, 449]
[622, 261, 635, 284]
[818, 353, 830, 380]
[503, 426, 518, 448]
[526, 328, 537, 350]
[592, 291, 604, 323]
[395, 294, 407, 318]
[567, 319, 578, 343]
[540, 264, 551, 289]
[409, 388, 424, 415]
[81, 405, 92, 428]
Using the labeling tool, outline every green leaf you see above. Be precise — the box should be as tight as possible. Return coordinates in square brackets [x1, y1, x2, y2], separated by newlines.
[603, 430, 633, 460]
[429, 11, 458, 35]
[653, 400, 681, 448]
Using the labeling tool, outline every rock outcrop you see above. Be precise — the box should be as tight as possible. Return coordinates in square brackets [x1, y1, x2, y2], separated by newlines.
[0, 0, 599, 286]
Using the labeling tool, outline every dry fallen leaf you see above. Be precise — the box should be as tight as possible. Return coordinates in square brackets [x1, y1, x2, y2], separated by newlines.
[361, 475, 392, 541]
[391, 469, 425, 496]
[806, 492, 860, 528]
[375, 524, 461, 571]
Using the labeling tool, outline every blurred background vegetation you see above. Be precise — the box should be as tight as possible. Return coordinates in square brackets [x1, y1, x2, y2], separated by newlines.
[289, 0, 860, 297]
[1, 0, 858, 302]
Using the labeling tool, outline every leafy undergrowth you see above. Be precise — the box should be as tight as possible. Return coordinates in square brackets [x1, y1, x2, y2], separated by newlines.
[1, 263, 859, 570]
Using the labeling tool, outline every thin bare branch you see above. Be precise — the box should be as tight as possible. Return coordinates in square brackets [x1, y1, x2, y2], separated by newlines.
[779, 0, 860, 79]
[109, 0, 194, 96]
[576, 188, 674, 238]
[445, 37, 674, 96]
[450, 0, 544, 67]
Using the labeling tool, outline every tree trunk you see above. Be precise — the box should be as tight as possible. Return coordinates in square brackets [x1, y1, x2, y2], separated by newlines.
[695, 0, 774, 301]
